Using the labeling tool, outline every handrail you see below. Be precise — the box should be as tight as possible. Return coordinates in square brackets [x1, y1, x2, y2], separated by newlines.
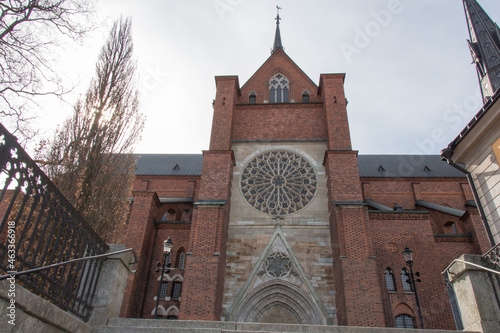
[441, 258, 500, 276]
[0, 248, 138, 281]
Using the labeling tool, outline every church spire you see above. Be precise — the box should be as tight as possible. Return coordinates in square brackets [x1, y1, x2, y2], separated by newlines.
[463, 0, 500, 101]
[272, 6, 283, 53]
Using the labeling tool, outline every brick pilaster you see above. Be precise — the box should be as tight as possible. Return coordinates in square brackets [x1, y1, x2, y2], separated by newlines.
[319, 74, 352, 150]
[324, 150, 385, 327]
[179, 150, 235, 318]
[120, 191, 160, 318]
[209, 76, 240, 151]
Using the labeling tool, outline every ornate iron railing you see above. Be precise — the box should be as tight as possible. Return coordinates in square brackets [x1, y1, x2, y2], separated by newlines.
[482, 242, 500, 272]
[0, 122, 109, 321]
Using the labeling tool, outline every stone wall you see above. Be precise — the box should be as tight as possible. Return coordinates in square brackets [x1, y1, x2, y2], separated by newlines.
[0, 279, 91, 333]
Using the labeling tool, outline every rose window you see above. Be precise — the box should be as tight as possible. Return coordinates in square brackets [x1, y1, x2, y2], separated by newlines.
[240, 151, 317, 215]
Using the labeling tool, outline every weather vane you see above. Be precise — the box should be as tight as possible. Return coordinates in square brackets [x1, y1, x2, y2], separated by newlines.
[276, 5, 282, 22]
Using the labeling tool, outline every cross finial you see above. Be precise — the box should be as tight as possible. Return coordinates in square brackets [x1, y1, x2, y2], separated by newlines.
[276, 5, 282, 23]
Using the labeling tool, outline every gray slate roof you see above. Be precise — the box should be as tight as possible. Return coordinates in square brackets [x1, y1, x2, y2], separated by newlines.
[357, 155, 465, 178]
[134, 154, 203, 176]
[134, 154, 465, 178]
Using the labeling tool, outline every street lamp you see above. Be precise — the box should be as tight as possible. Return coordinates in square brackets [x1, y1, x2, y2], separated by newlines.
[402, 246, 424, 329]
[154, 237, 174, 319]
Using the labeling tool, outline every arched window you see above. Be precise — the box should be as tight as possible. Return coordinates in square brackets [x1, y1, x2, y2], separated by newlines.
[152, 305, 167, 319]
[249, 91, 256, 104]
[165, 306, 179, 320]
[395, 314, 416, 328]
[444, 221, 458, 234]
[178, 252, 186, 269]
[385, 268, 396, 292]
[401, 268, 412, 292]
[269, 73, 289, 103]
[161, 209, 176, 221]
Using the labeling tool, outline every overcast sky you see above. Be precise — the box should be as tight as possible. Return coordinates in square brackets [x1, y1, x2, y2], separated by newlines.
[36, 0, 500, 156]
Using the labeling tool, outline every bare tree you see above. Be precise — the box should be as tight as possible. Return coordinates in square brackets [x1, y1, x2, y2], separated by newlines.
[0, 0, 95, 139]
[43, 17, 144, 242]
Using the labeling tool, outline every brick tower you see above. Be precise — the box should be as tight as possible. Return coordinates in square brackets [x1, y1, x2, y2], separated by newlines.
[178, 9, 385, 326]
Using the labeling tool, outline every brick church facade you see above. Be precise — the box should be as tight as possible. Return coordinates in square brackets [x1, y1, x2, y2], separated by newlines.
[119, 3, 495, 329]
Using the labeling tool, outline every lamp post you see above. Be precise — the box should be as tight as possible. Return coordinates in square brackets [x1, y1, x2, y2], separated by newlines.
[154, 237, 173, 319]
[402, 246, 424, 329]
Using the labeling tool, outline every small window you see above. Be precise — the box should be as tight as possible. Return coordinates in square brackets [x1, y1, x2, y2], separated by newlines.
[167, 315, 178, 320]
[172, 281, 182, 299]
[395, 314, 416, 328]
[385, 268, 396, 292]
[249, 93, 256, 104]
[444, 222, 458, 234]
[161, 212, 168, 221]
[178, 252, 185, 269]
[401, 268, 412, 292]
[159, 281, 168, 298]
[302, 91, 310, 103]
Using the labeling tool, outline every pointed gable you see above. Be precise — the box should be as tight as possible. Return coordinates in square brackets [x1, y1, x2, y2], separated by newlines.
[238, 49, 319, 104]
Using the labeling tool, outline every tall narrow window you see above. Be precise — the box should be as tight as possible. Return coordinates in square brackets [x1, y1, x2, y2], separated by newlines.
[159, 281, 168, 298]
[395, 314, 416, 328]
[269, 73, 289, 103]
[385, 268, 396, 292]
[178, 252, 185, 269]
[401, 268, 412, 292]
[172, 281, 182, 299]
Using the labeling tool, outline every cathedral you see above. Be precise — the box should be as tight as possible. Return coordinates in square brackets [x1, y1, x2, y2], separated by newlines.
[119, 1, 498, 330]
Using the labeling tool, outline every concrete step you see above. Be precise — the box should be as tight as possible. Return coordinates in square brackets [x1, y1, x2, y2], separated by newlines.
[94, 318, 475, 333]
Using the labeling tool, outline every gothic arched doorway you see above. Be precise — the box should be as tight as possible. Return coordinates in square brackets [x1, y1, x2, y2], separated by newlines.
[233, 280, 324, 325]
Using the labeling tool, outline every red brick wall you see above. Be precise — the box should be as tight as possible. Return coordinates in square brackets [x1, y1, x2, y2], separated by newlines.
[368, 211, 475, 330]
[232, 103, 327, 142]
[140, 222, 191, 318]
[133, 176, 200, 199]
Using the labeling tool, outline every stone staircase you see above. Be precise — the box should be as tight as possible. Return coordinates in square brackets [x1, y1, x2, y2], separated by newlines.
[94, 318, 474, 333]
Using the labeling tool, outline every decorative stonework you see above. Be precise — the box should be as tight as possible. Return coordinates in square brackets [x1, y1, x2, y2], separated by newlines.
[240, 150, 317, 215]
[265, 252, 291, 278]
[386, 243, 398, 252]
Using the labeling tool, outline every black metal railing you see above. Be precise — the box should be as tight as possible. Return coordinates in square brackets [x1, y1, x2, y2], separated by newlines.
[0, 122, 109, 321]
